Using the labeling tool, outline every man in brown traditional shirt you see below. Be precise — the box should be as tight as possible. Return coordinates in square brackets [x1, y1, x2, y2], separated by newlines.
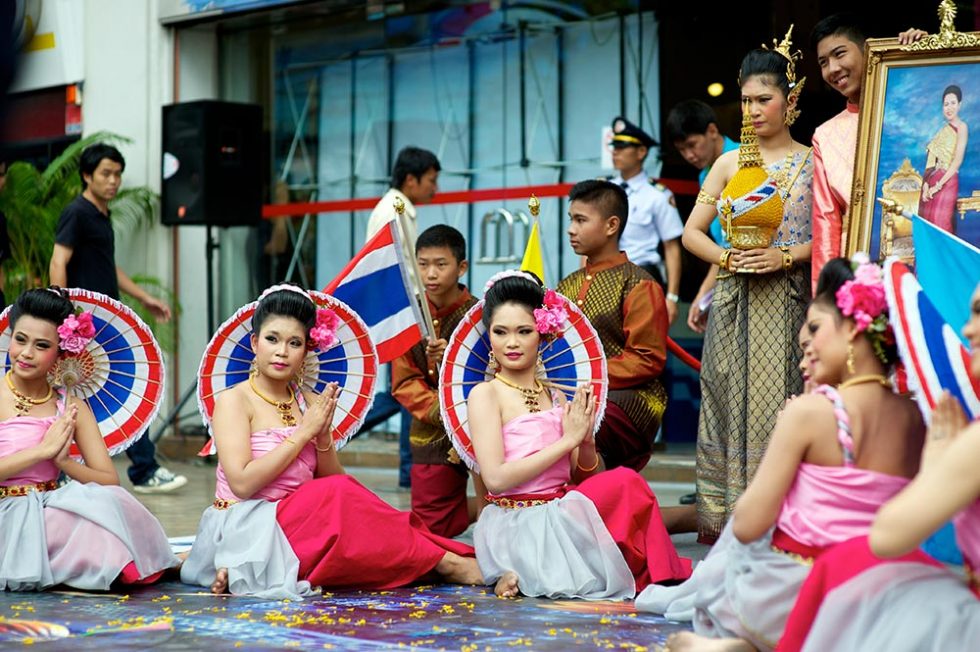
[557, 179, 669, 472]
[392, 225, 485, 537]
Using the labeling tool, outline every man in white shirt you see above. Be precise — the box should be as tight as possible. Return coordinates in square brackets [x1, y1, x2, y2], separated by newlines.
[609, 116, 684, 324]
[366, 146, 440, 247]
[362, 146, 441, 490]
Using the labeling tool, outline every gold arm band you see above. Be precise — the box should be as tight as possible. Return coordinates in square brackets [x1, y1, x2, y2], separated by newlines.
[696, 189, 719, 206]
[719, 249, 733, 272]
[780, 245, 793, 271]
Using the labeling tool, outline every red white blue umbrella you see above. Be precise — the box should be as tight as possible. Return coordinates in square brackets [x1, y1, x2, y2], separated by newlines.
[0, 289, 165, 459]
[884, 259, 980, 421]
[197, 290, 378, 453]
[439, 293, 608, 472]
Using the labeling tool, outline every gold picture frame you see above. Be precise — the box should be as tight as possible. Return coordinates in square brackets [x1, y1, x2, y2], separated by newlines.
[846, 0, 980, 262]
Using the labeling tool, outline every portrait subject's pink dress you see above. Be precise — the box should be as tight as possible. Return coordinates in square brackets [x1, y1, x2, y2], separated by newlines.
[919, 122, 960, 233]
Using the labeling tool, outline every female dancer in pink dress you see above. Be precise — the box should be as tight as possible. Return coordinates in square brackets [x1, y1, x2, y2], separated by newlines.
[180, 286, 481, 599]
[919, 85, 969, 234]
[779, 282, 980, 651]
[463, 272, 690, 600]
[0, 288, 178, 591]
[643, 257, 925, 651]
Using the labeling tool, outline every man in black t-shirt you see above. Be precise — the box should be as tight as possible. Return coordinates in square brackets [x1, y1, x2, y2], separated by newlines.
[50, 143, 186, 493]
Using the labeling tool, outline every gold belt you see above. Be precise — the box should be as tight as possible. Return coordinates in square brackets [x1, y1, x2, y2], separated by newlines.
[0, 480, 59, 499]
[487, 496, 552, 509]
[212, 498, 238, 510]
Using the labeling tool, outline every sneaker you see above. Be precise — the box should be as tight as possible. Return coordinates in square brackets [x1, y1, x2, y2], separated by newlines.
[132, 466, 188, 494]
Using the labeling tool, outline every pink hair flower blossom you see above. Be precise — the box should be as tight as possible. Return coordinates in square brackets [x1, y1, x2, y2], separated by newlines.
[56, 311, 96, 353]
[310, 308, 340, 350]
[533, 290, 567, 336]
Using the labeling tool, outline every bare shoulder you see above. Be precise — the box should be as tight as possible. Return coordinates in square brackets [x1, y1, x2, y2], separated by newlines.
[716, 148, 739, 168]
[467, 381, 497, 405]
[776, 393, 836, 431]
[214, 382, 249, 413]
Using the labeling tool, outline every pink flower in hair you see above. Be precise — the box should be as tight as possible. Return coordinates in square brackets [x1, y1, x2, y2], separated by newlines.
[836, 280, 885, 332]
[533, 290, 567, 335]
[75, 312, 96, 338]
[310, 308, 340, 350]
[56, 310, 96, 353]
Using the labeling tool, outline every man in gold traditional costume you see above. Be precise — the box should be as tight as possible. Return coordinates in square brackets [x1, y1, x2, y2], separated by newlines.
[557, 179, 670, 473]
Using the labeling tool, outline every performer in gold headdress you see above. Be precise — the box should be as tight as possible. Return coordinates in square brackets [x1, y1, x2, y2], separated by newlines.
[681, 27, 814, 544]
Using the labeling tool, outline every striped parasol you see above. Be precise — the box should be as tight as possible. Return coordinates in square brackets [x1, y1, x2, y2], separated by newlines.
[884, 259, 980, 421]
[439, 293, 607, 472]
[0, 289, 165, 459]
[197, 290, 378, 454]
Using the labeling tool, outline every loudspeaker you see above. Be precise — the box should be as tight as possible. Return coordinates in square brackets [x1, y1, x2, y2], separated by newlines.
[161, 101, 263, 227]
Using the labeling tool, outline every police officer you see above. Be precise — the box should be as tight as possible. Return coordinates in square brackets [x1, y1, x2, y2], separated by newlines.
[609, 116, 684, 324]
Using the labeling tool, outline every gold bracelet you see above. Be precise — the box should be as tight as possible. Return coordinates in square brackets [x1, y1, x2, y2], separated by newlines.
[282, 437, 296, 446]
[719, 249, 733, 272]
[695, 188, 719, 206]
[780, 246, 793, 271]
[315, 440, 333, 452]
[576, 454, 600, 473]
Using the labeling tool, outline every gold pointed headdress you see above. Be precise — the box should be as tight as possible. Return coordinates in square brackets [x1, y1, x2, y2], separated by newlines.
[764, 24, 806, 93]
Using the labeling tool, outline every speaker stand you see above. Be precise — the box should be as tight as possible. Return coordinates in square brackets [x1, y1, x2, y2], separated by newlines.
[150, 226, 221, 444]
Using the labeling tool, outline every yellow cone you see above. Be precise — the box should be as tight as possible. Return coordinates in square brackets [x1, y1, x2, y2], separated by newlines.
[521, 219, 546, 285]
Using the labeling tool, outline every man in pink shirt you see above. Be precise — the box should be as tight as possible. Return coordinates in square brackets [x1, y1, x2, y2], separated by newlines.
[809, 15, 925, 293]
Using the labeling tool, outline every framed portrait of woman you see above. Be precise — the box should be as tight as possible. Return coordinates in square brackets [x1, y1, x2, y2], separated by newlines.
[846, 8, 980, 263]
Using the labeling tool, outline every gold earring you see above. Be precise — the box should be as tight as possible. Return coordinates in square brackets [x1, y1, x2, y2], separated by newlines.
[536, 352, 545, 376]
[846, 342, 856, 375]
[784, 83, 803, 126]
[487, 351, 499, 372]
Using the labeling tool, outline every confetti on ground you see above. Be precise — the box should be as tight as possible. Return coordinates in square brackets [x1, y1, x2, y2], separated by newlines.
[0, 582, 689, 650]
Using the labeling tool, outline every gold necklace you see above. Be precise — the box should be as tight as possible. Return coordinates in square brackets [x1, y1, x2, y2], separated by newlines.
[5, 370, 53, 416]
[838, 374, 892, 391]
[494, 373, 544, 413]
[248, 375, 297, 426]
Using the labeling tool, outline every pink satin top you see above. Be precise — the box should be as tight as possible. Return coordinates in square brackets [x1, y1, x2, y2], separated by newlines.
[491, 405, 570, 497]
[214, 426, 317, 502]
[0, 389, 67, 485]
[776, 385, 910, 548]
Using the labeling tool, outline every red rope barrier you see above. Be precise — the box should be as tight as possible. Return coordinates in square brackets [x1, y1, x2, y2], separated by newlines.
[667, 337, 701, 372]
[262, 179, 701, 218]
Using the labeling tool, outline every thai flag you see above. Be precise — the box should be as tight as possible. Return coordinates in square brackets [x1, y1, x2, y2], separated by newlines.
[884, 259, 979, 422]
[323, 221, 424, 363]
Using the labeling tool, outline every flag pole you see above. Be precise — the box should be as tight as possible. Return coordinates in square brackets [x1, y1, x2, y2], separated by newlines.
[394, 196, 436, 340]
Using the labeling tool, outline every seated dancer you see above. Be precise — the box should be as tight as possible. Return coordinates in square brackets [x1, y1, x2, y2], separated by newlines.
[638, 256, 925, 651]
[463, 272, 690, 600]
[180, 285, 481, 599]
[780, 281, 980, 652]
[557, 179, 670, 472]
[0, 288, 179, 591]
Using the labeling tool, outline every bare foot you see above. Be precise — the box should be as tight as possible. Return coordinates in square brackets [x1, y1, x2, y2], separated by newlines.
[664, 631, 755, 651]
[210, 567, 229, 594]
[494, 571, 520, 598]
[434, 552, 484, 585]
